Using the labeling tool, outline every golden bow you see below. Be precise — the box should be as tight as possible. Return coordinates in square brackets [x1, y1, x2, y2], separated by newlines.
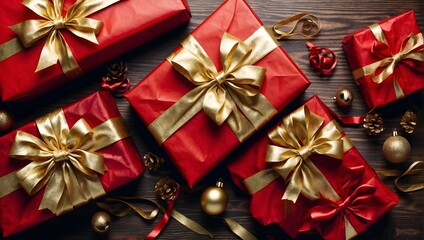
[171, 33, 266, 125]
[148, 27, 279, 144]
[9, 0, 119, 77]
[6, 108, 129, 215]
[352, 24, 424, 99]
[265, 105, 344, 203]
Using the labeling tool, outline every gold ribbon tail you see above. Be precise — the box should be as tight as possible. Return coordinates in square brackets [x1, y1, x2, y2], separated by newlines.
[97, 197, 214, 238]
[96, 197, 159, 220]
[171, 210, 214, 238]
[377, 161, 424, 192]
[224, 218, 258, 240]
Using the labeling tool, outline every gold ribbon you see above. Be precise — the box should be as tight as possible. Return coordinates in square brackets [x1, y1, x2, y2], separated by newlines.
[272, 13, 322, 40]
[377, 160, 424, 192]
[243, 105, 354, 204]
[0, 108, 129, 215]
[224, 218, 258, 240]
[148, 26, 278, 144]
[0, 0, 120, 77]
[97, 197, 214, 238]
[352, 24, 424, 99]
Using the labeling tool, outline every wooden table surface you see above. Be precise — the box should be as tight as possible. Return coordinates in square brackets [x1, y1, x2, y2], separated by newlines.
[1, 0, 423, 239]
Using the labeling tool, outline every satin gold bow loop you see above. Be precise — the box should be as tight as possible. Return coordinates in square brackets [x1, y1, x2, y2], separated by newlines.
[5, 108, 130, 215]
[266, 106, 344, 203]
[7, 0, 119, 77]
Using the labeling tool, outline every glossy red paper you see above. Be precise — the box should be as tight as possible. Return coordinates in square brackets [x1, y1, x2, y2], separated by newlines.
[125, 0, 310, 188]
[0, 91, 144, 237]
[342, 10, 424, 109]
[0, 0, 191, 102]
[228, 96, 398, 239]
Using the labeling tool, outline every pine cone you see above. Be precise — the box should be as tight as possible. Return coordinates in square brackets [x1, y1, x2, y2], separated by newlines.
[363, 111, 384, 135]
[105, 62, 128, 83]
[400, 110, 417, 134]
[143, 152, 164, 171]
[101, 62, 131, 96]
[155, 177, 179, 201]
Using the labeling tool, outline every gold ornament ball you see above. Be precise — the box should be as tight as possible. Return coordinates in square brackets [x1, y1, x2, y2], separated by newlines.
[0, 109, 14, 132]
[91, 211, 111, 235]
[382, 129, 411, 163]
[200, 179, 228, 216]
[333, 87, 354, 108]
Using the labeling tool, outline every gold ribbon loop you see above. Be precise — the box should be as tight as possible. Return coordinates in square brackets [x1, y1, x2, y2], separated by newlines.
[1, 0, 119, 77]
[272, 13, 322, 40]
[377, 161, 424, 192]
[351, 23, 424, 99]
[148, 26, 278, 144]
[3, 108, 129, 215]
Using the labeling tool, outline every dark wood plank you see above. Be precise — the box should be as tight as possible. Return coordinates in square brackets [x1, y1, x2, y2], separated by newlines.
[1, 0, 423, 239]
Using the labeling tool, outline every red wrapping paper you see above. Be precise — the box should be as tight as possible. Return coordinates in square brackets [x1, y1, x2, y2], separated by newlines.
[125, 0, 310, 188]
[0, 0, 191, 102]
[0, 91, 144, 237]
[228, 95, 398, 239]
[342, 10, 424, 109]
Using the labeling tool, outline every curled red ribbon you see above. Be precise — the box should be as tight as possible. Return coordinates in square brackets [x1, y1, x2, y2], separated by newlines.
[306, 42, 337, 76]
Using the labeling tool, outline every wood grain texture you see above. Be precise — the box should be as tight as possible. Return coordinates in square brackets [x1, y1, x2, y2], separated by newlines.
[1, 0, 423, 239]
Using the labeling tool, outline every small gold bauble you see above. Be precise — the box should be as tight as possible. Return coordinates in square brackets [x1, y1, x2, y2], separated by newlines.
[382, 129, 411, 163]
[200, 179, 228, 216]
[333, 87, 354, 108]
[0, 109, 14, 132]
[91, 211, 111, 234]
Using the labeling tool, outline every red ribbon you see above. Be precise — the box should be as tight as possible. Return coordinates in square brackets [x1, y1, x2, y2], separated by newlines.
[323, 103, 365, 125]
[306, 42, 337, 76]
[310, 166, 379, 240]
[311, 184, 376, 240]
[124, 183, 180, 240]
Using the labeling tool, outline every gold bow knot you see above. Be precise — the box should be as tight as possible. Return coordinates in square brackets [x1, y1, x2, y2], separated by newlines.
[149, 27, 278, 144]
[9, 109, 108, 215]
[9, 0, 119, 77]
[352, 23, 424, 88]
[266, 106, 344, 203]
[171, 33, 266, 125]
[369, 33, 424, 84]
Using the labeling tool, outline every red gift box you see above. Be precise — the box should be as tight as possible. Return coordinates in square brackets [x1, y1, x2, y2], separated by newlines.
[125, 0, 310, 188]
[228, 95, 398, 239]
[0, 0, 191, 102]
[0, 91, 144, 237]
[342, 10, 424, 109]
